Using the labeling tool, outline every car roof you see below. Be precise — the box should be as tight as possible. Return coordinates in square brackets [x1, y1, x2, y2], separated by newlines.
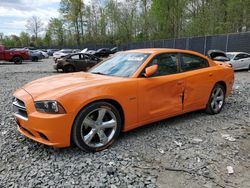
[126, 48, 204, 55]
[226, 52, 248, 55]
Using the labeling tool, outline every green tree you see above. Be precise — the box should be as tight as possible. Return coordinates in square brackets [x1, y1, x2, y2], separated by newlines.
[19, 32, 30, 47]
[47, 18, 65, 46]
[60, 0, 85, 45]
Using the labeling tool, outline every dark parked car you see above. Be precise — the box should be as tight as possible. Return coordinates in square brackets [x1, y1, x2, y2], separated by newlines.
[29, 50, 43, 62]
[92, 47, 118, 58]
[47, 49, 60, 56]
[53, 53, 101, 72]
[110, 47, 118, 53]
[24, 47, 37, 51]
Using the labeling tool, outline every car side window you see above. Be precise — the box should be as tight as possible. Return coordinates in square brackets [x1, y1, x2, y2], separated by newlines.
[234, 53, 250, 60]
[79, 54, 86, 60]
[234, 54, 243, 60]
[180, 53, 208, 72]
[146, 53, 178, 77]
[71, 55, 80, 60]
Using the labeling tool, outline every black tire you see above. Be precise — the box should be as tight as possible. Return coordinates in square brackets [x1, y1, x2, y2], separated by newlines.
[63, 65, 75, 73]
[13, 57, 23, 64]
[32, 57, 39, 62]
[205, 84, 226, 115]
[72, 102, 122, 152]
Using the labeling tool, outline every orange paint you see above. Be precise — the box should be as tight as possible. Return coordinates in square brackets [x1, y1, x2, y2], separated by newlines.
[13, 49, 234, 148]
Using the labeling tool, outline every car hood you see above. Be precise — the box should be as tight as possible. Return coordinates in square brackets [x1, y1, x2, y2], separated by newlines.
[207, 50, 227, 58]
[22, 72, 119, 100]
[207, 50, 230, 62]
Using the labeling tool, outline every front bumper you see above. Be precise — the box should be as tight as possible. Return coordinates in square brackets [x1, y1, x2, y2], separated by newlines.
[13, 88, 73, 148]
[53, 64, 64, 71]
[53, 64, 58, 70]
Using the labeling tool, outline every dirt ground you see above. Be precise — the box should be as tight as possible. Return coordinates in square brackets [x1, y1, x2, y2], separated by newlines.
[0, 58, 249, 188]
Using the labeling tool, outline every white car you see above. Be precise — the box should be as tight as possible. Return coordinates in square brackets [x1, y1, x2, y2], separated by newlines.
[53, 49, 74, 61]
[80, 48, 88, 53]
[35, 50, 49, 58]
[226, 52, 250, 70]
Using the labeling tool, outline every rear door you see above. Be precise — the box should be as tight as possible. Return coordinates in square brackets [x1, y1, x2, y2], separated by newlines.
[179, 53, 215, 112]
[138, 53, 185, 122]
[84, 54, 99, 70]
[79, 54, 95, 71]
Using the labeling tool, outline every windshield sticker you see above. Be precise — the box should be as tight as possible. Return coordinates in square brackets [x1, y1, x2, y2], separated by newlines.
[127, 56, 145, 61]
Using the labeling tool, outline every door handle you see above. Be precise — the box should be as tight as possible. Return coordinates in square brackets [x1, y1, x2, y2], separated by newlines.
[209, 73, 213, 77]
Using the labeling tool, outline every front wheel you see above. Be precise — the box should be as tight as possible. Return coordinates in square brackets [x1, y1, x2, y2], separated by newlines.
[32, 57, 38, 62]
[205, 84, 225, 114]
[72, 102, 122, 152]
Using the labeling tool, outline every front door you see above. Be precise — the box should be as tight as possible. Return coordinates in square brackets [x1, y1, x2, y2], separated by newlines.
[138, 53, 185, 123]
[233, 53, 250, 70]
[70, 54, 82, 70]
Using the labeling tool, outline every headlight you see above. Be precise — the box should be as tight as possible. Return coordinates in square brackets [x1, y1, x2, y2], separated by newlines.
[35, 101, 66, 114]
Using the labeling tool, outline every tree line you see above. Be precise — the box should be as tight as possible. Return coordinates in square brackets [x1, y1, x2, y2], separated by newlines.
[1, 0, 250, 48]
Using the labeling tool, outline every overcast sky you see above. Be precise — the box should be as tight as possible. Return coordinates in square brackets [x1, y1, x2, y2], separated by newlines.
[0, 0, 61, 36]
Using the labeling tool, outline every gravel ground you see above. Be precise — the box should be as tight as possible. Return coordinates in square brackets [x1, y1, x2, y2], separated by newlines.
[0, 58, 249, 188]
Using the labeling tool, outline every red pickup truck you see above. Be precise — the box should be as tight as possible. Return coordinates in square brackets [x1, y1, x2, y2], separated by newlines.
[0, 45, 30, 64]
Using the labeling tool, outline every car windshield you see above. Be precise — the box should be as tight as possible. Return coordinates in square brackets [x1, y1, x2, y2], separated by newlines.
[226, 53, 235, 60]
[90, 52, 150, 77]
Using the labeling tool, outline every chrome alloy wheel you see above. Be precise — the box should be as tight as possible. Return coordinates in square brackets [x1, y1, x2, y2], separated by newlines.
[211, 87, 224, 113]
[80, 107, 117, 148]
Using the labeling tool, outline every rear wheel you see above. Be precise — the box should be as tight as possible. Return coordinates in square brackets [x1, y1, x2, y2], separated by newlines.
[32, 57, 38, 62]
[72, 102, 122, 152]
[63, 65, 75, 73]
[13, 57, 23, 64]
[205, 84, 225, 114]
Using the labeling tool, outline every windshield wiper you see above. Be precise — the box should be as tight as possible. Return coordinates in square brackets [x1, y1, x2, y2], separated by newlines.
[91, 72, 107, 75]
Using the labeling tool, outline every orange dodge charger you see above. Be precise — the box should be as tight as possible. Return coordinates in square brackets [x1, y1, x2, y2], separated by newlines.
[13, 49, 234, 152]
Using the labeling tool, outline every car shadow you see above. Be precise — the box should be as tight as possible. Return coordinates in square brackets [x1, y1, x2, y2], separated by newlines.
[234, 69, 249, 72]
[18, 109, 209, 156]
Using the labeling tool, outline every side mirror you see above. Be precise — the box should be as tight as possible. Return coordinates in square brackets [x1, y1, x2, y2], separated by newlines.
[144, 65, 158, 77]
[213, 56, 230, 62]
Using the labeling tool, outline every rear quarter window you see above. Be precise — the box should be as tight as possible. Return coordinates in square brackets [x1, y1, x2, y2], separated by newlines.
[180, 53, 209, 72]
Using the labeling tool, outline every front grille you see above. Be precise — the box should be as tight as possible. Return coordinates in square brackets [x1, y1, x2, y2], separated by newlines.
[13, 97, 28, 120]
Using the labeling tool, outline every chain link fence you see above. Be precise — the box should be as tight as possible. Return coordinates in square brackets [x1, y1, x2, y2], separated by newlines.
[118, 32, 250, 55]
[65, 32, 250, 55]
